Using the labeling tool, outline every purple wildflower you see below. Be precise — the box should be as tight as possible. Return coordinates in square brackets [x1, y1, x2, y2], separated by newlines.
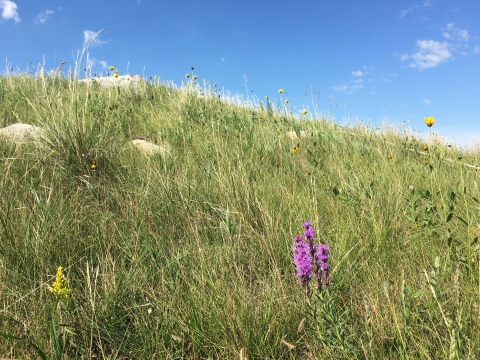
[315, 244, 329, 288]
[292, 222, 330, 294]
[292, 235, 312, 289]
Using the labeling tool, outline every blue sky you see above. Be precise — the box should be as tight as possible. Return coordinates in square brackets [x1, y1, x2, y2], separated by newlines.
[1, 0, 479, 147]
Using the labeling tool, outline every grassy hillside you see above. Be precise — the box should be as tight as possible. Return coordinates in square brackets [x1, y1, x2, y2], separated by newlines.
[0, 70, 479, 359]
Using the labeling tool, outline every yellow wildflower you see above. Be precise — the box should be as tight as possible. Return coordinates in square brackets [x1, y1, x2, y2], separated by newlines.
[214, 83, 217, 87]
[301, 109, 307, 115]
[91, 162, 97, 169]
[388, 154, 393, 159]
[285, 99, 289, 103]
[185, 74, 190, 78]
[278, 89, 284, 94]
[422, 145, 428, 151]
[113, 72, 118, 78]
[292, 143, 300, 153]
[193, 75, 197, 80]
[49, 266, 71, 301]
[423, 116, 435, 127]
[109, 65, 114, 71]
[401, 123, 405, 126]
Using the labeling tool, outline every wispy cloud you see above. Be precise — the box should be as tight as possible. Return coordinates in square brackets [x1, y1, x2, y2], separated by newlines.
[402, 39, 452, 70]
[86, 57, 97, 71]
[475, 45, 480, 53]
[0, 0, 20, 23]
[423, 99, 431, 104]
[351, 70, 365, 76]
[399, 0, 433, 18]
[98, 60, 108, 69]
[333, 83, 363, 94]
[34, 9, 53, 24]
[333, 85, 348, 92]
[83, 30, 107, 47]
[443, 23, 469, 41]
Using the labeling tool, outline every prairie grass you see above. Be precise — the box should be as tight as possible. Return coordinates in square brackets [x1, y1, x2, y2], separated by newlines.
[0, 68, 480, 359]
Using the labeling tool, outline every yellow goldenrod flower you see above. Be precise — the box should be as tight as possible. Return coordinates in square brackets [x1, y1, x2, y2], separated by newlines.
[49, 266, 71, 302]
[278, 89, 284, 93]
[109, 65, 114, 71]
[285, 99, 289, 103]
[301, 109, 307, 115]
[185, 74, 190, 78]
[113, 72, 118, 78]
[388, 154, 393, 159]
[422, 145, 428, 151]
[193, 75, 197, 80]
[423, 116, 435, 127]
[91, 162, 97, 169]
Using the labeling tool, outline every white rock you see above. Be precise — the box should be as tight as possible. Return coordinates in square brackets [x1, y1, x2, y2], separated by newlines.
[78, 75, 145, 87]
[129, 139, 169, 155]
[0, 123, 45, 142]
[286, 130, 310, 140]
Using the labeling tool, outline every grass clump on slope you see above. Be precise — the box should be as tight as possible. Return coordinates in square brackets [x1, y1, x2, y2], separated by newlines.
[0, 69, 480, 359]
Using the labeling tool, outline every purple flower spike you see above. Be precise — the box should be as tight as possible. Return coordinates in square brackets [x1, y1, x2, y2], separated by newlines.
[292, 222, 330, 295]
[292, 236, 312, 288]
[301, 221, 312, 229]
[315, 244, 330, 285]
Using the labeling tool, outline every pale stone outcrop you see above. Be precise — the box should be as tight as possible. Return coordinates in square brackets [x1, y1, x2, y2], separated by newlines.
[78, 75, 145, 87]
[286, 130, 310, 140]
[0, 123, 45, 142]
[129, 139, 170, 155]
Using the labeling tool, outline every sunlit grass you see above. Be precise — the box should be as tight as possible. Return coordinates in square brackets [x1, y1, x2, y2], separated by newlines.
[0, 67, 479, 359]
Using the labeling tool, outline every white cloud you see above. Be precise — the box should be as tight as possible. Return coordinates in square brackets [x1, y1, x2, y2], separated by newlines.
[86, 57, 97, 71]
[221, 57, 225, 62]
[404, 39, 452, 70]
[400, 54, 410, 61]
[423, 99, 431, 104]
[351, 70, 364, 76]
[475, 45, 480, 53]
[351, 84, 364, 91]
[98, 60, 108, 69]
[400, 8, 412, 18]
[400, 0, 433, 18]
[0, 0, 20, 23]
[34, 9, 53, 24]
[83, 30, 107, 46]
[443, 23, 469, 41]
[333, 85, 348, 92]
[333, 83, 363, 93]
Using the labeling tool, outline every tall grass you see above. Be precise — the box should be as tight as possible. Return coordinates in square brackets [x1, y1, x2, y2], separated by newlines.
[0, 68, 479, 359]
